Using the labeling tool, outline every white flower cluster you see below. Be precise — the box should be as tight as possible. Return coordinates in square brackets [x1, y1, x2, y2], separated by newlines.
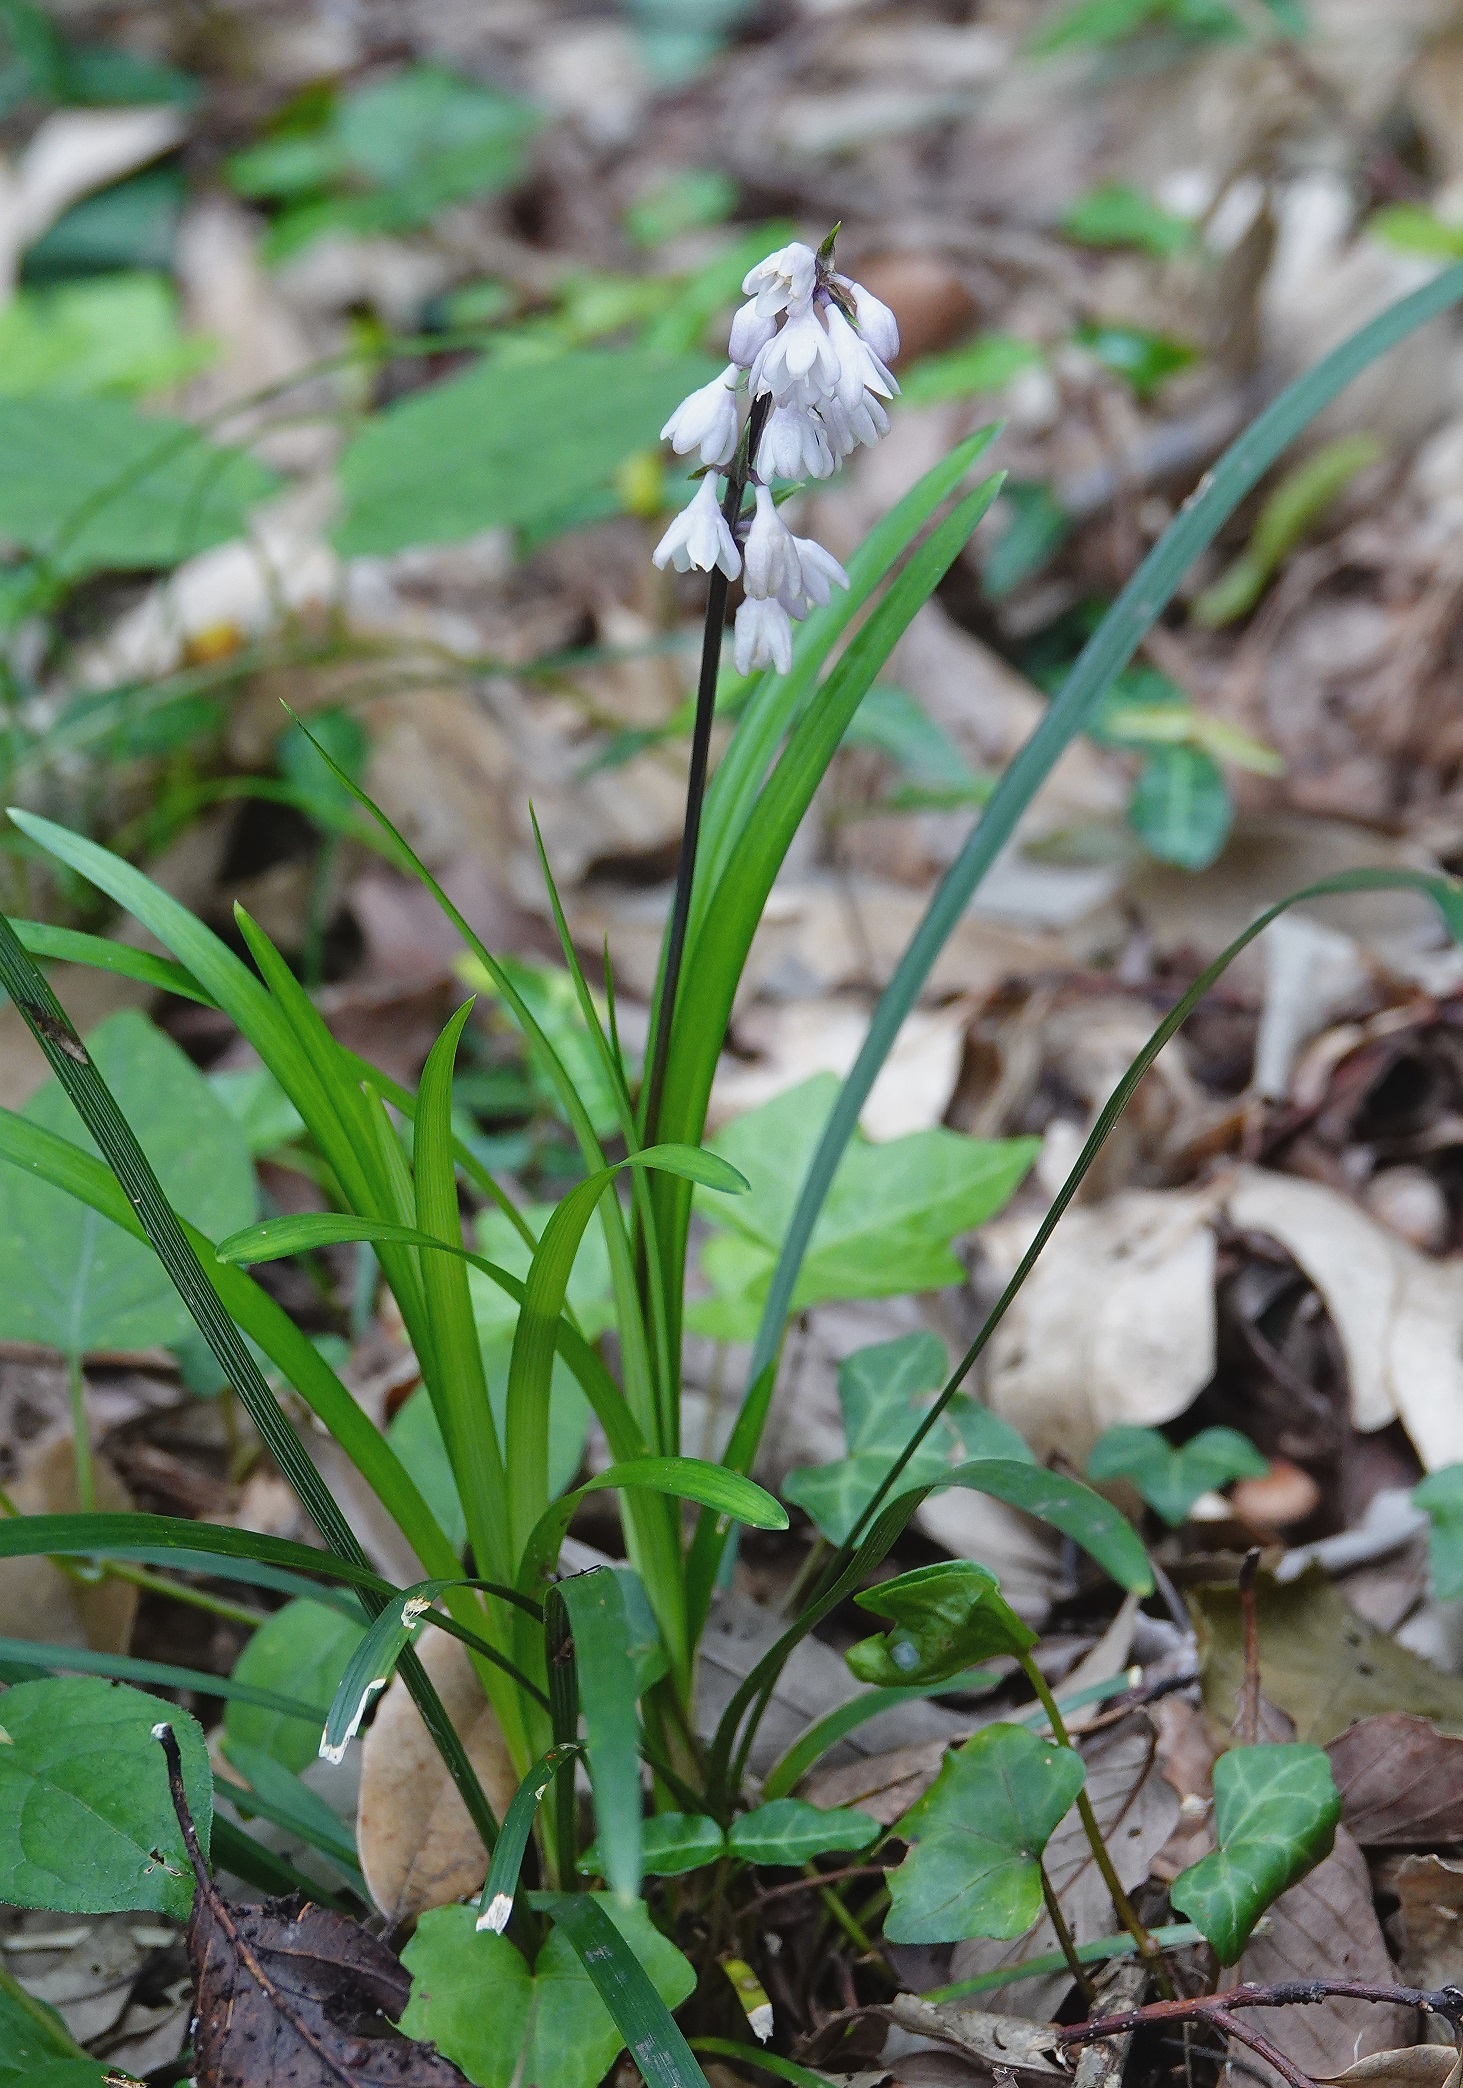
[652, 236, 900, 675]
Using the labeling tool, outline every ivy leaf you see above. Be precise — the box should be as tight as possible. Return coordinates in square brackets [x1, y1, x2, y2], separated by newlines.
[1170, 1742, 1341, 1963]
[692, 1075, 1038, 1342]
[885, 1723, 1086, 1944]
[0, 1678, 211, 1919]
[728, 1799, 880, 1865]
[1087, 1425, 1268, 1527]
[784, 1332, 953, 1543]
[1127, 745, 1233, 870]
[1413, 1466, 1463, 1599]
[847, 1561, 1036, 1686]
[401, 1897, 694, 2088]
[582, 1813, 725, 1879]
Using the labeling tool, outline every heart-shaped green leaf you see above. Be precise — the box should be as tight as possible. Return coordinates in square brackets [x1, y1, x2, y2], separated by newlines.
[400, 1896, 694, 2088]
[1414, 1466, 1463, 1599]
[847, 1561, 1036, 1686]
[1087, 1424, 1268, 1527]
[1170, 1742, 1341, 1964]
[728, 1798, 880, 1865]
[0, 1679, 212, 1918]
[885, 1722, 1085, 1944]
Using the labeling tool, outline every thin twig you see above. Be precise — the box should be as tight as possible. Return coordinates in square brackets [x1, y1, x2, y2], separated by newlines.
[1059, 1980, 1463, 2060]
[751, 1862, 891, 1909]
[1237, 1547, 1262, 1747]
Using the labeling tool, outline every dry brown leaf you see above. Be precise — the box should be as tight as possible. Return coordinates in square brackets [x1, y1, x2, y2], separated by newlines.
[357, 1629, 517, 1926]
[948, 1714, 1180, 2022]
[981, 1185, 1223, 1462]
[1323, 2053, 1460, 2088]
[1327, 1713, 1463, 1847]
[886, 1995, 1066, 2075]
[1389, 1853, 1463, 1991]
[1230, 1827, 1415, 2085]
[803, 1737, 953, 1827]
[0, 1434, 136, 1653]
[1149, 1693, 1219, 1883]
[709, 996, 969, 1139]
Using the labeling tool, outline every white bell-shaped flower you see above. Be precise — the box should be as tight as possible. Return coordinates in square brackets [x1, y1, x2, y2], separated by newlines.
[660, 364, 741, 469]
[743, 484, 803, 604]
[825, 304, 897, 408]
[734, 593, 795, 675]
[761, 402, 836, 481]
[840, 276, 900, 364]
[790, 535, 850, 608]
[821, 393, 890, 460]
[743, 240, 818, 319]
[751, 305, 840, 406]
[728, 301, 777, 369]
[652, 474, 741, 579]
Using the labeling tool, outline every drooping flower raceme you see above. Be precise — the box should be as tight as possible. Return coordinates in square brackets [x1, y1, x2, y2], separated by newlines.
[652, 234, 897, 675]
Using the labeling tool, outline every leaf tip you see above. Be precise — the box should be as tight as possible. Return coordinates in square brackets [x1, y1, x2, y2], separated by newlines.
[476, 1892, 514, 1934]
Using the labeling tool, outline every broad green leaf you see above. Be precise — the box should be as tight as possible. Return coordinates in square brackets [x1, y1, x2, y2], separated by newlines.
[335, 348, 718, 556]
[559, 1569, 644, 1904]
[843, 685, 988, 802]
[0, 1008, 256, 1353]
[885, 1722, 1085, 1944]
[1088, 1424, 1268, 1527]
[847, 1561, 1035, 1686]
[1414, 1465, 1463, 1599]
[784, 1332, 1024, 1544]
[0, 393, 275, 575]
[899, 335, 1044, 406]
[0, 1679, 211, 1918]
[692, 1077, 1037, 1340]
[982, 481, 1072, 596]
[583, 1812, 725, 1879]
[401, 1896, 695, 2088]
[1170, 1742, 1341, 1963]
[728, 1799, 880, 1865]
[389, 1388, 469, 1552]
[1074, 322, 1196, 400]
[224, 1598, 366, 1774]
[0, 274, 214, 398]
[1128, 744, 1233, 869]
[625, 168, 737, 247]
[209, 1063, 307, 1158]
[1063, 184, 1196, 256]
[0, 1961, 96, 2080]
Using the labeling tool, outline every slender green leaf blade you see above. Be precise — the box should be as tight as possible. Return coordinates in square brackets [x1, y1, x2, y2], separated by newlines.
[228, 1598, 367, 1773]
[538, 1893, 707, 2088]
[558, 1570, 643, 1906]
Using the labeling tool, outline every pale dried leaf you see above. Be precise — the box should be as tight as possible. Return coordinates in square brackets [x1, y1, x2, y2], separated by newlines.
[982, 1187, 1222, 1463]
[1390, 1853, 1463, 1991]
[0, 1435, 136, 1653]
[886, 1995, 1067, 2074]
[1322, 2053, 1460, 2088]
[357, 1629, 518, 1926]
[1327, 1713, 1463, 1847]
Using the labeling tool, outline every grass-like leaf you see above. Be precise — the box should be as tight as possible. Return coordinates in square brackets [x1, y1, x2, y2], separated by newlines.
[0, 1635, 327, 1726]
[537, 1892, 708, 2088]
[557, 1570, 643, 1906]
[1170, 1742, 1341, 1963]
[477, 1744, 580, 1933]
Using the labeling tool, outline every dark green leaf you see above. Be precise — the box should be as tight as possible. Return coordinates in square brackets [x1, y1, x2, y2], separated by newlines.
[899, 335, 1044, 406]
[1064, 185, 1196, 256]
[886, 1722, 1085, 1943]
[946, 1460, 1153, 1594]
[0, 1960, 96, 2080]
[761, 1669, 1002, 1800]
[538, 1893, 707, 2088]
[335, 349, 718, 556]
[0, 1633, 329, 1726]
[478, 1745, 580, 1932]
[1170, 1742, 1341, 1962]
[982, 481, 1072, 597]
[401, 1896, 697, 2088]
[1075, 322, 1196, 400]
[583, 1812, 725, 1879]
[1088, 1424, 1268, 1527]
[728, 1799, 880, 1865]
[1129, 744, 1233, 869]
[0, 1679, 211, 1918]
[558, 1570, 643, 1905]
[848, 1561, 1035, 1686]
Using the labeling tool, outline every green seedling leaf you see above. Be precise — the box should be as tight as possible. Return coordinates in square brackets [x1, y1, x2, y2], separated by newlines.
[1088, 1424, 1268, 1526]
[728, 1798, 880, 1865]
[1194, 433, 1383, 626]
[886, 1723, 1085, 1943]
[0, 393, 274, 576]
[785, 1331, 959, 1544]
[693, 1077, 1037, 1342]
[1128, 744, 1233, 869]
[1414, 1465, 1463, 1599]
[0, 1679, 211, 1918]
[1074, 321, 1196, 399]
[0, 1008, 256, 1355]
[402, 1896, 696, 2088]
[336, 348, 718, 556]
[1170, 1741, 1341, 1962]
[0, 274, 215, 399]
[983, 480, 1072, 596]
[583, 1812, 726, 1879]
[847, 1561, 1036, 1686]
[1369, 204, 1463, 262]
[899, 335, 1044, 406]
[843, 685, 989, 804]
[225, 1597, 366, 1774]
[1063, 183, 1197, 256]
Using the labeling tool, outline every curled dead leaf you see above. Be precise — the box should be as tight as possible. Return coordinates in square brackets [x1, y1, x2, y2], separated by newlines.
[357, 1627, 518, 1926]
[1321, 2050, 1460, 2088]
